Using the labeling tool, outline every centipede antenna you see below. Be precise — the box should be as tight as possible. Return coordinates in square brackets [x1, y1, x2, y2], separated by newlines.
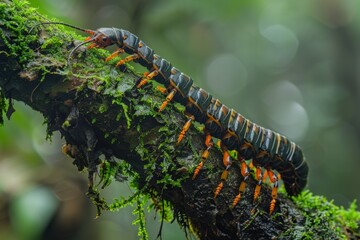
[67, 39, 94, 72]
[29, 21, 94, 34]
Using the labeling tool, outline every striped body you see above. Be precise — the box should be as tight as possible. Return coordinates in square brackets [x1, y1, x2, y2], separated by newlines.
[97, 27, 308, 196]
[38, 23, 308, 199]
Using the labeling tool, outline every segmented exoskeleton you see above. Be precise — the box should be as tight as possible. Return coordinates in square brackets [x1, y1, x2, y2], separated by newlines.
[31, 22, 309, 214]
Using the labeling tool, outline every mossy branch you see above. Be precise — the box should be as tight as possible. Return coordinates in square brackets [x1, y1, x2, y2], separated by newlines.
[0, 0, 359, 239]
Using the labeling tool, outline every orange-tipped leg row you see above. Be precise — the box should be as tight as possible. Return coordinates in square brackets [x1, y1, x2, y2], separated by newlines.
[105, 48, 125, 62]
[115, 53, 139, 67]
[253, 166, 263, 202]
[136, 70, 159, 88]
[159, 89, 177, 112]
[232, 157, 250, 207]
[268, 170, 279, 215]
[177, 115, 195, 145]
[214, 143, 232, 198]
[192, 133, 214, 180]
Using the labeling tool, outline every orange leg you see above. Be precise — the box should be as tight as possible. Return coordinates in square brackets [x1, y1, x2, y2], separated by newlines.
[268, 170, 279, 215]
[137, 70, 159, 88]
[84, 36, 93, 42]
[87, 42, 98, 49]
[253, 165, 263, 202]
[249, 160, 254, 169]
[156, 86, 168, 94]
[115, 53, 139, 67]
[232, 156, 249, 207]
[262, 169, 269, 183]
[105, 48, 125, 62]
[192, 133, 214, 180]
[214, 143, 232, 198]
[176, 114, 195, 145]
[81, 32, 96, 46]
[159, 89, 177, 112]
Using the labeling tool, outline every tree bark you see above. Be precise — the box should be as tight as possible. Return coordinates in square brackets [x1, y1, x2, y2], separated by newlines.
[0, 1, 358, 239]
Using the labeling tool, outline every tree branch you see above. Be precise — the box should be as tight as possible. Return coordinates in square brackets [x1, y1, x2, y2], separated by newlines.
[0, 1, 359, 239]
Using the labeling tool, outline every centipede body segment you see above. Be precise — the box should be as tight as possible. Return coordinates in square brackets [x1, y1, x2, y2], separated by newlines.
[32, 22, 309, 214]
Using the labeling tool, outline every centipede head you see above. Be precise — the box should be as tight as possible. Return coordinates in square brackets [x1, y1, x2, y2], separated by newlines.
[86, 28, 117, 48]
[67, 28, 117, 69]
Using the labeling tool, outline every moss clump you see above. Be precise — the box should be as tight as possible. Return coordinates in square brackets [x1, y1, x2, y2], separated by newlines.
[0, 0, 37, 63]
[284, 190, 360, 239]
[0, 89, 7, 125]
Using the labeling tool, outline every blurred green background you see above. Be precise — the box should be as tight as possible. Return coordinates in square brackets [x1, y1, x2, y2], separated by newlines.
[1, 0, 359, 239]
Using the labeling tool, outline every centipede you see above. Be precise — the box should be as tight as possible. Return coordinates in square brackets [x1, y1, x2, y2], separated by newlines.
[30, 22, 309, 214]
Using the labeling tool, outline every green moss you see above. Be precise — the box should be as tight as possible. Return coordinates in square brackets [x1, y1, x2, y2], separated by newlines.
[40, 35, 65, 55]
[133, 195, 149, 240]
[98, 160, 116, 189]
[339, 200, 360, 231]
[119, 102, 131, 128]
[107, 192, 150, 240]
[61, 120, 71, 129]
[287, 191, 360, 239]
[0, 88, 7, 125]
[98, 104, 108, 113]
[86, 187, 109, 218]
[108, 192, 141, 212]
[0, 0, 41, 63]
